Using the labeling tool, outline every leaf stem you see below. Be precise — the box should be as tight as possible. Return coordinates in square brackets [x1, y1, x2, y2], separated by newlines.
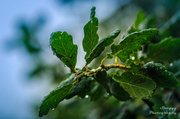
[115, 57, 119, 64]
[72, 80, 79, 85]
[103, 64, 131, 70]
[74, 68, 78, 73]
[74, 63, 131, 82]
[101, 56, 108, 65]
[85, 65, 90, 71]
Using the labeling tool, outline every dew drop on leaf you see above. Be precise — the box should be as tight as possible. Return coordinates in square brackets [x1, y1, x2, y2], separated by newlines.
[170, 63, 173, 66]
[85, 95, 89, 98]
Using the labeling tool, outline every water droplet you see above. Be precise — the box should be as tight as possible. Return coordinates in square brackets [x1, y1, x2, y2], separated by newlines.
[170, 63, 173, 66]
[52, 108, 55, 110]
[85, 95, 89, 98]
[132, 57, 135, 60]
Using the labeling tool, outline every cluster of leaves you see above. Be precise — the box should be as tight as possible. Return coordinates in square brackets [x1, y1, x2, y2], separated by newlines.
[39, 7, 180, 118]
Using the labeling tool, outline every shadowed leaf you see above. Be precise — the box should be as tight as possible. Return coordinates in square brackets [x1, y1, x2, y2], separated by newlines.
[95, 70, 130, 101]
[65, 77, 94, 99]
[95, 70, 110, 93]
[88, 85, 106, 101]
[135, 10, 146, 28]
[141, 62, 178, 88]
[150, 95, 166, 116]
[128, 11, 146, 33]
[147, 37, 180, 63]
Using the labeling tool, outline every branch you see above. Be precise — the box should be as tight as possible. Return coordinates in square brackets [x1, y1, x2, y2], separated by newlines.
[74, 64, 131, 82]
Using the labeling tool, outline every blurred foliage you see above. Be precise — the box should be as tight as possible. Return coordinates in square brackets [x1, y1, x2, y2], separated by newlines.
[7, 15, 66, 83]
[8, 0, 180, 119]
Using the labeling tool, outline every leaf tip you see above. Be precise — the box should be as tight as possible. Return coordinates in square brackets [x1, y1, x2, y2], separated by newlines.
[38, 106, 46, 117]
[38, 111, 43, 117]
[90, 6, 96, 19]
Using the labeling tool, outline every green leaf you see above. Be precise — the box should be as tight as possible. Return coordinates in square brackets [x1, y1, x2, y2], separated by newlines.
[50, 31, 78, 71]
[134, 10, 146, 28]
[147, 37, 180, 63]
[55, 72, 95, 99]
[82, 7, 99, 61]
[141, 62, 178, 88]
[130, 62, 142, 71]
[168, 114, 179, 119]
[145, 15, 157, 28]
[65, 77, 94, 99]
[95, 70, 130, 101]
[113, 71, 156, 98]
[88, 84, 106, 101]
[108, 75, 130, 101]
[169, 60, 180, 78]
[86, 29, 120, 64]
[39, 83, 73, 117]
[149, 95, 166, 116]
[107, 28, 158, 62]
[127, 11, 146, 34]
[95, 70, 111, 93]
